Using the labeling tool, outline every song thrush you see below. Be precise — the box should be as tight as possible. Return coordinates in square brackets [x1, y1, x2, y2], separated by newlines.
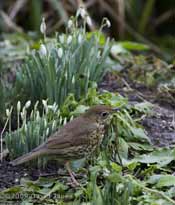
[10, 105, 117, 185]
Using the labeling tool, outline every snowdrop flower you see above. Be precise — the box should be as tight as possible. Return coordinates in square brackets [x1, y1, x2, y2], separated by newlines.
[86, 16, 92, 27]
[44, 119, 47, 128]
[78, 34, 83, 44]
[59, 35, 64, 44]
[17, 101, 21, 112]
[67, 35, 72, 44]
[63, 118, 67, 125]
[67, 19, 73, 28]
[57, 47, 63, 58]
[77, 6, 86, 18]
[40, 17, 46, 34]
[39, 44, 47, 56]
[72, 75, 75, 84]
[42, 99, 47, 107]
[25, 100, 31, 109]
[6, 109, 10, 117]
[46, 128, 49, 136]
[106, 19, 111, 28]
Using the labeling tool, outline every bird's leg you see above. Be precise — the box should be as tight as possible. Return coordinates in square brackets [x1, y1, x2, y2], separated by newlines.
[65, 161, 80, 186]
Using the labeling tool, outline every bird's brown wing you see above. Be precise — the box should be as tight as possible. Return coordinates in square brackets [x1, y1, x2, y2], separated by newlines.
[46, 116, 97, 149]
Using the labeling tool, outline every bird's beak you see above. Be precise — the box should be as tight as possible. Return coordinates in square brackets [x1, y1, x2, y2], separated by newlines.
[112, 108, 120, 112]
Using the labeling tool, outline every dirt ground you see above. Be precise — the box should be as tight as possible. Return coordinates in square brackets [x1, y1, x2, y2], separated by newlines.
[0, 72, 175, 190]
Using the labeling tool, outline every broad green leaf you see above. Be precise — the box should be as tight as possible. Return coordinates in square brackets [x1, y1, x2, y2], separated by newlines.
[148, 175, 175, 187]
[1, 186, 22, 194]
[134, 148, 175, 166]
[157, 175, 175, 187]
[111, 162, 122, 172]
[130, 127, 150, 143]
[41, 182, 68, 200]
[118, 41, 149, 51]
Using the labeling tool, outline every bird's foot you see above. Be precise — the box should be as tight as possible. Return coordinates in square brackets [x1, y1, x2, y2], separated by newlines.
[69, 171, 80, 187]
[65, 161, 80, 187]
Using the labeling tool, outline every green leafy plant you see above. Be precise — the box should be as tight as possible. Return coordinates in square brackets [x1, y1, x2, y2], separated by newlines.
[12, 16, 111, 108]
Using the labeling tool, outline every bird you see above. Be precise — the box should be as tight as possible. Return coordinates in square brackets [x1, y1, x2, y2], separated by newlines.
[10, 105, 118, 185]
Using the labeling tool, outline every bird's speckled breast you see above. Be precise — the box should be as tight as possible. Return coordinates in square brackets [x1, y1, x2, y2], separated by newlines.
[87, 123, 105, 154]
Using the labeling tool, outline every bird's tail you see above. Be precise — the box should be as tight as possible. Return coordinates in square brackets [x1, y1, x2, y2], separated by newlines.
[10, 144, 46, 166]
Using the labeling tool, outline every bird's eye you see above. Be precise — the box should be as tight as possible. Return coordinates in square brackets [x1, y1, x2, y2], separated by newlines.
[101, 111, 109, 117]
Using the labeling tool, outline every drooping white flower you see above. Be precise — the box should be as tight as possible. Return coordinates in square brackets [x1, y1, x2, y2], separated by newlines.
[63, 117, 67, 125]
[25, 100, 31, 109]
[72, 75, 75, 84]
[17, 101, 21, 112]
[67, 35, 72, 44]
[44, 119, 47, 128]
[59, 35, 65, 44]
[46, 128, 49, 136]
[106, 19, 111, 28]
[39, 44, 47, 56]
[78, 34, 83, 44]
[57, 47, 63, 58]
[42, 99, 47, 107]
[40, 17, 46, 34]
[6, 109, 10, 117]
[86, 16, 92, 27]
[77, 7, 86, 18]
[67, 19, 73, 28]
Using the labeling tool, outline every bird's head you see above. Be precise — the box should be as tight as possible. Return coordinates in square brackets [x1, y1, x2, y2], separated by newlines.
[84, 105, 119, 124]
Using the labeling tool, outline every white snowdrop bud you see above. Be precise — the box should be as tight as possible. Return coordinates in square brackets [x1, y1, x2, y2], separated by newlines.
[42, 100, 47, 107]
[67, 35, 72, 44]
[25, 100, 31, 109]
[46, 128, 49, 136]
[63, 117, 67, 125]
[79, 7, 86, 18]
[59, 35, 64, 44]
[6, 109, 10, 117]
[39, 44, 47, 56]
[67, 19, 73, 28]
[57, 48, 63, 58]
[17, 101, 21, 112]
[106, 19, 111, 28]
[72, 75, 75, 84]
[86, 16, 92, 27]
[78, 34, 83, 44]
[44, 119, 47, 128]
[40, 17, 46, 34]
